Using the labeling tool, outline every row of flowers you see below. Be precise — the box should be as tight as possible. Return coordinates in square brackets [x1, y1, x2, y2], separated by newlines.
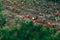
[1, 2, 60, 27]
[1, 0, 60, 14]
[1, 0, 60, 27]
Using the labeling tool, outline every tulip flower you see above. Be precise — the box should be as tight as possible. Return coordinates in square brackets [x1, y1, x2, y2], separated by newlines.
[34, 20, 43, 23]
[23, 16, 27, 19]
[14, 5, 17, 8]
[6, 0, 10, 2]
[27, 15, 31, 19]
[32, 17, 35, 20]
[51, 18, 55, 21]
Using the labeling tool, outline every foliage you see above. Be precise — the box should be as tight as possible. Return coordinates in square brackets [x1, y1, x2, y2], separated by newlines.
[0, 2, 4, 12]
[0, 3, 6, 27]
[0, 20, 60, 40]
[48, 0, 60, 3]
[0, 12, 6, 27]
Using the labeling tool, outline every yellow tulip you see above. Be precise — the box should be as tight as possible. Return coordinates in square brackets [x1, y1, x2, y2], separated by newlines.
[32, 17, 34, 20]
[48, 22, 50, 24]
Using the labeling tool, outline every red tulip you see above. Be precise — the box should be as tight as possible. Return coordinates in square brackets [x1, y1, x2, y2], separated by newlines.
[48, 24, 55, 28]
[51, 18, 55, 21]
[34, 20, 42, 23]
[27, 16, 30, 19]
[23, 16, 27, 19]
[14, 5, 17, 8]
[51, 24, 55, 28]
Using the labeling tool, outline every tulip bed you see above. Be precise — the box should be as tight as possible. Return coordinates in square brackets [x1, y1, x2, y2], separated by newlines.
[1, 0, 60, 27]
[0, 0, 60, 40]
[0, 11, 60, 40]
[1, 0, 60, 28]
[0, 0, 60, 26]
